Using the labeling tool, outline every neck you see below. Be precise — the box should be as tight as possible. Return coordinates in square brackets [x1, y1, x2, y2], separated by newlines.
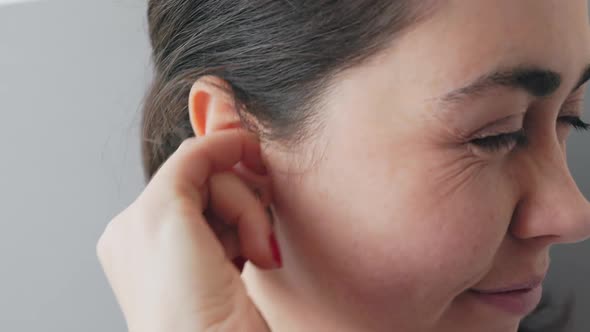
[241, 264, 363, 332]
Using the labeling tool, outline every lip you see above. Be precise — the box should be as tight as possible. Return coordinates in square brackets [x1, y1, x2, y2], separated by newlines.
[469, 284, 543, 316]
[472, 276, 544, 294]
[469, 277, 544, 316]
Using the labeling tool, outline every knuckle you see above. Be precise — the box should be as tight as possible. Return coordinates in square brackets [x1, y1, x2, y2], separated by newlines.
[95, 208, 132, 260]
[96, 220, 114, 261]
[95, 228, 109, 261]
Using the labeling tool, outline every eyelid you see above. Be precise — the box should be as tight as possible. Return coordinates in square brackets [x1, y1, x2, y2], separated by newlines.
[469, 113, 526, 140]
[469, 129, 527, 152]
[462, 89, 585, 142]
[561, 95, 585, 117]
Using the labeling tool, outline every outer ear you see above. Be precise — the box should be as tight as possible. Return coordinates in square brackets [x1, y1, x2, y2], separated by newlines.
[188, 75, 242, 137]
[188, 76, 273, 203]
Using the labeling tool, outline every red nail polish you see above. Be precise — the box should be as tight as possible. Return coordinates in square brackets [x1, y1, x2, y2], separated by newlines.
[232, 256, 247, 272]
[269, 232, 282, 268]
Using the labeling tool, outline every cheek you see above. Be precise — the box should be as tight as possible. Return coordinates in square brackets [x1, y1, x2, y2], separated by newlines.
[272, 144, 516, 320]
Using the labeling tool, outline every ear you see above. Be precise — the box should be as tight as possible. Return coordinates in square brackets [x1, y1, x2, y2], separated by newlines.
[188, 75, 242, 137]
[188, 76, 273, 205]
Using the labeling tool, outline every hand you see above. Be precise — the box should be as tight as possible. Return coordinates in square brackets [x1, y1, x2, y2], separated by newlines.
[96, 129, 281, 332]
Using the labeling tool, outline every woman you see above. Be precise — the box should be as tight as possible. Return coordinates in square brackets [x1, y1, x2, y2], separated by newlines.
[97, 0, 590, 331]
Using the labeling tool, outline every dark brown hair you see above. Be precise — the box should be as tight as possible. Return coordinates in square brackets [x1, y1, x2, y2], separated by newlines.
[141, 1, 574, 331]
[141, 0, 433, 179]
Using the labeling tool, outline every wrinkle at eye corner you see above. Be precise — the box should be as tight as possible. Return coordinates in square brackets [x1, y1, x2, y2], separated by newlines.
[429, 154, 489, 202]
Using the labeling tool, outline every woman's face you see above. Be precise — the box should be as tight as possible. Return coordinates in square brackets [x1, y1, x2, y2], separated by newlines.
[256, 0, 590, 331]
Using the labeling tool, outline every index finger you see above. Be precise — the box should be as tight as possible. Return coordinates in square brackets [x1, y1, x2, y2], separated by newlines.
[152, 128, 264, 205]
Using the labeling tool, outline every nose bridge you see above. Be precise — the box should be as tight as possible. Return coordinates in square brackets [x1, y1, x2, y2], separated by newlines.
[512, 143, 590, 244]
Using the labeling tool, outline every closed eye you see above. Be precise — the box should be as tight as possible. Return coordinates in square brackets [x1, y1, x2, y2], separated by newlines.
[470, 116, 589, 152]
[470, 129, 528, 152]
[559, 115, 590, 131]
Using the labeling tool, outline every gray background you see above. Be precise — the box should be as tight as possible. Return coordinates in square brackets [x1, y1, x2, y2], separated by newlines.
[0, 1, 588, 331]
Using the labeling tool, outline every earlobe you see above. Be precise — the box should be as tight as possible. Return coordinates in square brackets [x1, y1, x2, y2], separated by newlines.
[188, 76, 242, 137]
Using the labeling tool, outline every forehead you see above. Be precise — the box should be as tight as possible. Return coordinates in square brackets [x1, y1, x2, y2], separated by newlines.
[377, 0, 590, 97]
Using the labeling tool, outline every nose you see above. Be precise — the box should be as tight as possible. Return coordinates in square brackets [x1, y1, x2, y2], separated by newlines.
[509, 144, 590, 245]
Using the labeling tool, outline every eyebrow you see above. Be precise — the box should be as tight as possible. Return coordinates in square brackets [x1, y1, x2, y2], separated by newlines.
[438, 64, 590, 106]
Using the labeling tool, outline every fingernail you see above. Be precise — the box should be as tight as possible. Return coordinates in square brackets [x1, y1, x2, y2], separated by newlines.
[269, 232, 282, 268]
[232, 256, 247, 272]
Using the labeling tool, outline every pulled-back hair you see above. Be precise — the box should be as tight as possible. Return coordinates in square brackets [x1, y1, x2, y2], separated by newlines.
[141, 0, 432, 179]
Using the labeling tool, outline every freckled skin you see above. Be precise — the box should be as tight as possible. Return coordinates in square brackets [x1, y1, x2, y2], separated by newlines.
[242, 1, 590, 331]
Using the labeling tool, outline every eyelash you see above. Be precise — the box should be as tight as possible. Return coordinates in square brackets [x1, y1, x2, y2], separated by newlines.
[471, 116, 590, 152]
